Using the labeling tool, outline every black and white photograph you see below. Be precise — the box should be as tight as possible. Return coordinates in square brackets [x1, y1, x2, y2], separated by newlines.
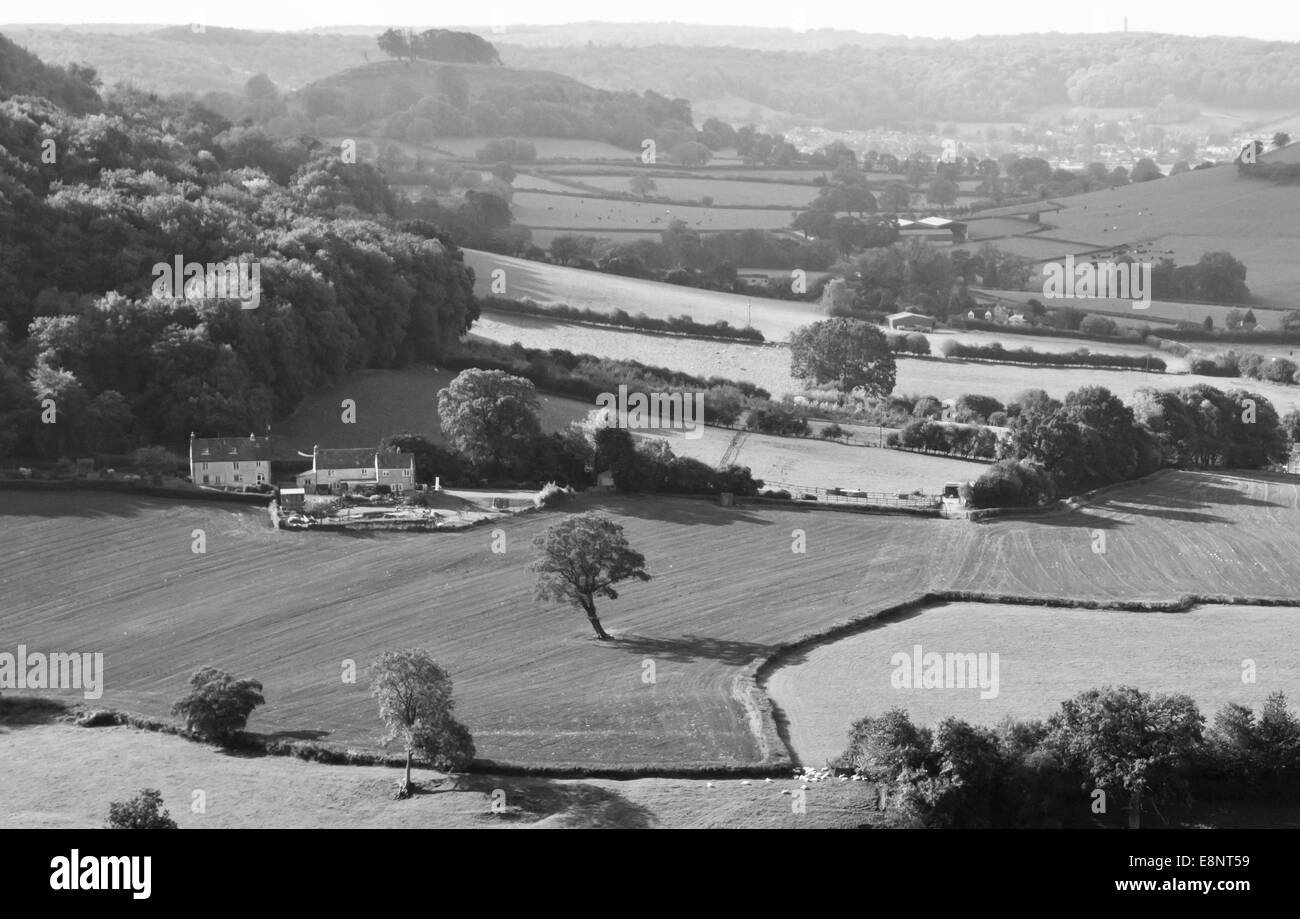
[0, 0, 1295, 886]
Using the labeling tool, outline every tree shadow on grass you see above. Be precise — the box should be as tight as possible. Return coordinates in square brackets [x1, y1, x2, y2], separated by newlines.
[608, 633, 776, 666]
[0, 696, 71, 733]
[266, 729, 331, 741]
[449, 773, 657, 828]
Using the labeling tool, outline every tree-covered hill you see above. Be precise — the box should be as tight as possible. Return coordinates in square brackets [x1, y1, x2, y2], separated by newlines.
[0, 52, 478, 461]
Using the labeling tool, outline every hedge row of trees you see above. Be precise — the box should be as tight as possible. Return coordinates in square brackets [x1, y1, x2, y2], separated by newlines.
[841, 688, 1300, 828]
[970, 384, 1289, 507]
[889, 420, 999, 459]
[939, 340, 1167, 372]
[478, 296, 765, 342]
[1190, 350, 1300, 386]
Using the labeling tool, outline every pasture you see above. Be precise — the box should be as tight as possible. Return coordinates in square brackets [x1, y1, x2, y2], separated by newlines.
[467, 312, 1300, 415]
[5, 470, 1299, 772]
[1, 725, 877, 829]
[509, 191, 797, 234]
[572, 174, 820, 207]
[969, 142, 1300, 306]
[770, 601, 1300, 767]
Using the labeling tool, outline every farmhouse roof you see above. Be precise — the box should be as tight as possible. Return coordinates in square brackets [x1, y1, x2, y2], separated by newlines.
[191, 434, 272, 462]
[917, 216, 953, 227]
[376, 450, 414, 470]
[316, 447, 377, 470]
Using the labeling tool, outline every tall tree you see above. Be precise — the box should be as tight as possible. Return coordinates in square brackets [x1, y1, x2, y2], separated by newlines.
[1049, 686, 1204, 828]
[436, 369, 541, 476]
[532, 512, 650, 640]
[370, 649, 474, 796]
[789, 317, 897, 399]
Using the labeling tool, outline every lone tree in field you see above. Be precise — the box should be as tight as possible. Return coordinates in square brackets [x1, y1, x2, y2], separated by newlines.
[171, 666, 265, 743]
[370, 649, 475, 797]
[1048, 685, 1204, 829]
[106, 789, 178, 829]
[789, 317, 897, 400]
[532, 512, 650, 640]
[437, 368, 541, 477]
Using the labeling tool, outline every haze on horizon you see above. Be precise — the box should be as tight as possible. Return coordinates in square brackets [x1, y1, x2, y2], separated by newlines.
[3, 0, 1298, 42]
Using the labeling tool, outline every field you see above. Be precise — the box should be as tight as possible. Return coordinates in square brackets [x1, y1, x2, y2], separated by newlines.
[966, 142, 1300, 306]
[468, 312, 1300, 415]
[767, 469, 1300, 765]
[5, 470, 1300, 774]
[0, 490, 947, 767]
[573, 174, 820, 208]
[643, 425, 985, 494]
[510, 191, 798, 234]
[2, 724, 876, 829]
[770, 601, 1300, 767]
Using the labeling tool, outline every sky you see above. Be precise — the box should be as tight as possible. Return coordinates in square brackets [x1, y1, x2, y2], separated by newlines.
[3, 0, 1298, 41]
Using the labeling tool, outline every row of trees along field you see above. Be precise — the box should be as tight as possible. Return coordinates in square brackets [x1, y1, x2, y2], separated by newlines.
[0, 65, 480, 462]
[971, 384, 1293, 507]
[843, 688, 1300, 828]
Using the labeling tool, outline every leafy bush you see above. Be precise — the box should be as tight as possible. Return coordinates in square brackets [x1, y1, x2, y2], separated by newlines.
[970, 458, 1054, 508]
[106, 789, 178, 829]
[171, 666, 266, 743]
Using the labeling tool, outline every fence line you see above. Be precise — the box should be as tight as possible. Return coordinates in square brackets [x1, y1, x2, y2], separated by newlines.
[762, 480, 940, 509]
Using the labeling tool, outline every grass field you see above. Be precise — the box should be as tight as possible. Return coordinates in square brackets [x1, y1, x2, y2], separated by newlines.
[5, 470, 1299, 774]
[572, 174, 820, 207]
[1, 724, 877, 829]
[770, 601, 1300, 767]
[0, 490, 947, 766]
[468, 312, 1300, 415]
[969, 142, 1300, 306]
[510, 191, 797, 234]
[644, 425, 985, 494]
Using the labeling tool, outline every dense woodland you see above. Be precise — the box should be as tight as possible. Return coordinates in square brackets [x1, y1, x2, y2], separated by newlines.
[0, 40, 477, 461]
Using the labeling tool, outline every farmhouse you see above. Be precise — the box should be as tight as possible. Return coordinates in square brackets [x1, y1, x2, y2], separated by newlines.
[189, 433, 272, 488]
[296, 446, 416, 494]
[887, 311, 937, 332]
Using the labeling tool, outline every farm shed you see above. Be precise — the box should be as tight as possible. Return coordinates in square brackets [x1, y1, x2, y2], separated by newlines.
[886, 311, 937, 332]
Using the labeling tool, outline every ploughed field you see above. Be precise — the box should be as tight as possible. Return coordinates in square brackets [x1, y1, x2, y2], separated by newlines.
[5, 470, 1299, 769]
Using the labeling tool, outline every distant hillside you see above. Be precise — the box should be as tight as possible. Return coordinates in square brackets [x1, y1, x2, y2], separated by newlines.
[288, 58, 694, 151]
[496, 32, 1300, 127]
[3, 25, 372, 95]
[0, 32, 102, 113]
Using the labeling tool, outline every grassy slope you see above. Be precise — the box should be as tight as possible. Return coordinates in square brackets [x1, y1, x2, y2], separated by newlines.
[0, 490, 947, 766]
[771, 601, 1300, 768]
[2, 725, 876, 829]
[6, 471, 1299, 772]
[972, 143, 1300, 305]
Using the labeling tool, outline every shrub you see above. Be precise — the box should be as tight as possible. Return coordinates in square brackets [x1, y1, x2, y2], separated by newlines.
[534, 482, 575, 508]
[746, 399, 810, 436]
[106, 789, 178, 829]
[821, 423, 845, 440]
[1079, 314, 1119, 337]
[1262, 358, 1298, 384]
[970, 459, 1054, 508]
[171, 666, 265, 742]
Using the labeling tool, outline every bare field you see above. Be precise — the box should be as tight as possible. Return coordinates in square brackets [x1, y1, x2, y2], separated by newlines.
[1, 725, 876, 829]
[770, 601, 1300, 768]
